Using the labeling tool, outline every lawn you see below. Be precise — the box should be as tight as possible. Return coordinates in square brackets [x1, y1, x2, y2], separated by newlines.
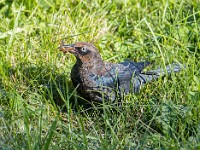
[0, 0, 200, 149]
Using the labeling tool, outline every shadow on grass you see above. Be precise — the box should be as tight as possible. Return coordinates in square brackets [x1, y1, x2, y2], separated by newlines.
[5, 62, 95, 112]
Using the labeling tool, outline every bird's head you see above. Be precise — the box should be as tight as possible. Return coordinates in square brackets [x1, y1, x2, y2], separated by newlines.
[59, 42, 102, 63]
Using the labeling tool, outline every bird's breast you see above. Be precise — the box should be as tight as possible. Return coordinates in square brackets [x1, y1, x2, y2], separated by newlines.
[71, 64, 96, 89]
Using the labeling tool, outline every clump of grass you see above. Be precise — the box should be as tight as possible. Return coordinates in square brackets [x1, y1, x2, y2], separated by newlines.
[0, 0, 199, 149]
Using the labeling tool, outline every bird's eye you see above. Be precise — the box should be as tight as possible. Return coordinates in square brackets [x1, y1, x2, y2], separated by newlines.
[81, 47, 87, 52]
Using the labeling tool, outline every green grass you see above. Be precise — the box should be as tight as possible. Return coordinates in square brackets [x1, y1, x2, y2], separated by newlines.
[0, 0, 200, 149]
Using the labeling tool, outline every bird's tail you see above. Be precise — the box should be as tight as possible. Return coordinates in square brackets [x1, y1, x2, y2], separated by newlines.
[138, 63, 185, 83]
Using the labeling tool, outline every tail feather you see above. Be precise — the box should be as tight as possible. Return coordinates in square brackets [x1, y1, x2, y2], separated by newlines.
[139, 63, 185, 83]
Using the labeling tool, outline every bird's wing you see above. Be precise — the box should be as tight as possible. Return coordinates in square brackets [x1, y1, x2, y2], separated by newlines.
[119, 61, 150, 72]
[98, 61, 150, 88]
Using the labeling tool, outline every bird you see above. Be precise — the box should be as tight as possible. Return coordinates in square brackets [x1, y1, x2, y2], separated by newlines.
[58, 42, 184, 103]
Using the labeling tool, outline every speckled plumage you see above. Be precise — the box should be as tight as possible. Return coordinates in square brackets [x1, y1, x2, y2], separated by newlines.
[59, 42, 183, 102]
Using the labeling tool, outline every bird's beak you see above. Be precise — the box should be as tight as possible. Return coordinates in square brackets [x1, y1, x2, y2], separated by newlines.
[58, 44, 75, 53]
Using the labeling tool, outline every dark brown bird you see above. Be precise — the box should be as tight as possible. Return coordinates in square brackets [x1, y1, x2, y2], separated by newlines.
[59, 42, 183, 103]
